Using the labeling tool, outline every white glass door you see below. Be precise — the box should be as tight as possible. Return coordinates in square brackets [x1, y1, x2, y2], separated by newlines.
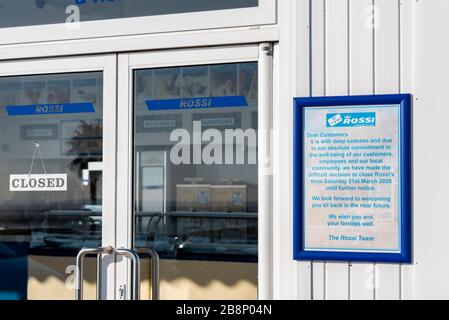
[0, 55, 117, 300]
[116, 44, 273, 300]
[0, 46, 273, 301]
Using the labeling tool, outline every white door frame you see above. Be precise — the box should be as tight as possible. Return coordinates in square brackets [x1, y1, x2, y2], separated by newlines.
[0, 55, 118, 300]
[0, 0, 276, 46]
[116, 44, 274, 300]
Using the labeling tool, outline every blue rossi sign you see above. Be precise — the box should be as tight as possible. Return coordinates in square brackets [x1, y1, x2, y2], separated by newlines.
[293, 94, 412, 264]
[6, 103, 95, 116]
[146, 96, 248, 111]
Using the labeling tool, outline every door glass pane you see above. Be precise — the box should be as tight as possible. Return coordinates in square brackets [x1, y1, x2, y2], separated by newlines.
[134, 62, 258, 300]
[0, 72, 103, 300]
[0, 0, 259, 29]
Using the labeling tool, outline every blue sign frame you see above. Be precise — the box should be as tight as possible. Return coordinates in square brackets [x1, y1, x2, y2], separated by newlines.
[293, 94, 412, 263]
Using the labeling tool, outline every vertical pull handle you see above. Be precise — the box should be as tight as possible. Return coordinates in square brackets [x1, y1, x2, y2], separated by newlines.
[75, 246, 113, 300]
[115, 248, 141, 300]
[75, 247, 155, 300]
[136, 248, 160, 300]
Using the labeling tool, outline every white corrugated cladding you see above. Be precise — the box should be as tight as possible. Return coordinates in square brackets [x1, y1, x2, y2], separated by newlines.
[274, 0, 449, 300]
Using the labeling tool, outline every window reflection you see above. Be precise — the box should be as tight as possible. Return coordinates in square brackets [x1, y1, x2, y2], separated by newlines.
[0, 72, 103, 299]
[0, 72, 103, 251]
[134, 63, 258, 263]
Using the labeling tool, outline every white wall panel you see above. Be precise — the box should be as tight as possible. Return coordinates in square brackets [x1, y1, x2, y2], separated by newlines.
[374, 0, 400, 94]
[325, 0, 349, 95]
[349, 0, 374, 94]
[399, 0, 416, 300]
[350, 263, 376, 300]
[275, 0, 312, 300]
[373, 0, 401, 300]
[412, 0, 449, 299]
[325, 263, 350, 300]
[310, 0, 326, 300]
[274, 0, 297, 299]
[311, 0, 326, 97]
[312, 262, 325, 300]
[281, 0, 416, 299]
[348, 0, 376, 300]
[294, 0, 314, 300]
[295, 0, 413, 300]
[324, 0, 350, 300]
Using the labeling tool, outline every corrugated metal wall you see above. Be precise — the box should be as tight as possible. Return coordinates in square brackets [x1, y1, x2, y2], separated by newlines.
[309, 0, 412, 300]
[275, 0, 417, 300]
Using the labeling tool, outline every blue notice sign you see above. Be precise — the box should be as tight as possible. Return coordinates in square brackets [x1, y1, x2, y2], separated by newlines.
[293, 94, 412, 263]
[6, 102, 95, 116]
[146, 96, 248, 111]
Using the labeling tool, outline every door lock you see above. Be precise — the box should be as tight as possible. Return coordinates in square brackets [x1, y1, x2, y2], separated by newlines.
[119, 284, 127, 300]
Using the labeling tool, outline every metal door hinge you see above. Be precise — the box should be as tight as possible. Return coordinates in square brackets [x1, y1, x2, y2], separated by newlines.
[262, 44, 273, 57]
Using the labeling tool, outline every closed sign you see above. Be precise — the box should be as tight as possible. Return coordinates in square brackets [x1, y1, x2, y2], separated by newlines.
[10, 174, 67, 192]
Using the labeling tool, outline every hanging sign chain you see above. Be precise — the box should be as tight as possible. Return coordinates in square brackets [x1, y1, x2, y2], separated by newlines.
[28, 141, 47, 176]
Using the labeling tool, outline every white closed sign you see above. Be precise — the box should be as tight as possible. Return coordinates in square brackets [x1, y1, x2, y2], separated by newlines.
[10, 174, 67, 192]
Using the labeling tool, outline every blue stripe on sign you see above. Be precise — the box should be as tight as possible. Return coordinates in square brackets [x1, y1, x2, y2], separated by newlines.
[6, 102, 95, 116]
[146, 96, 248, 111]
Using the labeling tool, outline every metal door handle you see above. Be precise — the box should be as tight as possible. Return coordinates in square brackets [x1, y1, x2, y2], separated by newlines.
[75, 247, 156, 301]
[75, 246, 113, 300]
[115, 248, 141, 300]
[136, 248, 160, 300]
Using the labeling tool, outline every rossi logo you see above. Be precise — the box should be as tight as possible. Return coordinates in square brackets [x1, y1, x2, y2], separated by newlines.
[326, 112, 376, 128]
